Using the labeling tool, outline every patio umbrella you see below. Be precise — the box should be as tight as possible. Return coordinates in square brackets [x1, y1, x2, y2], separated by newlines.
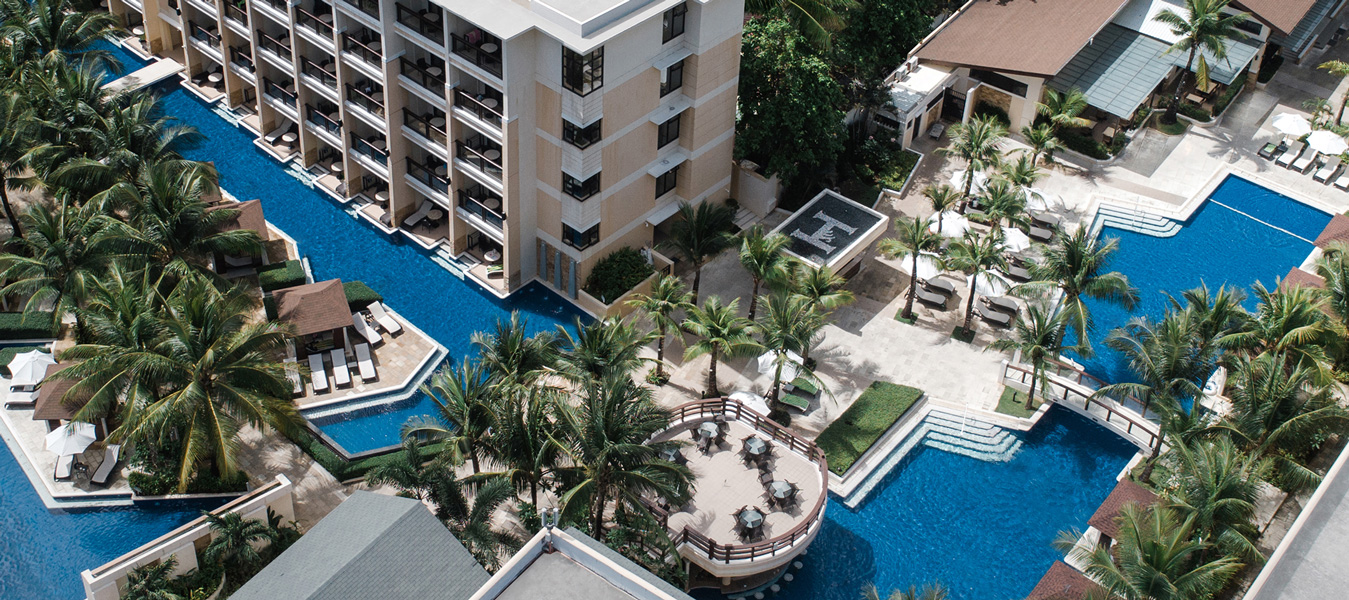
[928, 211, 970, 237]
[756, 350, 802, 382]
[8, 350, 55, 388]
[1272, 113, 1312, 137]
[1023, 188, 1053, 212]
[1308, 130, 1349, 155]
[729, 391, 771, 417]
[45, 421, 96, 456]
[1000, 227, 1031, 252]
[968, 270, 1013, 297]
[949, 169, 988, 194]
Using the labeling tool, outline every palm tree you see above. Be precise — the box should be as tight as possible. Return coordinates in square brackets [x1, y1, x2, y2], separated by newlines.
[923, 184, 960, 233]
[791, 262, 853, 364]
[483, 388, 560, 506]
[1057, 505, 1242, 600]
[1165, 438, 1267, 563]
[364, 437, 450, 503]
[0, 201, 113, 336]
[756, 293, 820, 411]
[661, 200, 736, 300]
[1021, 123, 1064, 166]
[744, 0, 858, 49]
[1219, 282, 1336, 385]
[626, 274, 691, 381]
[1319, 60, 1349, 124]
[1154, 0, 1250, 123]
[938, 115, 1006, 208]
[555, 316, 654, 386]
[862, 583, 949, 600]
[989, 304, 1074, 410]
[973, 178, 1028, 231]
[1, 0, 120, 66]
[738, 225, 791, 320]
[202, 511, 277, 571]
[438, 475, 523, 570]
[50, 95, 204, 197]
[1314, 244, 1349, 365]
[1303, 97, 1335, 129]
[682, 296, 760, 397]
[406, 359, 497, 474]
[878, 215, 942, 321]
[944, 230, 1008, 333]
[1022, 228, 1138, 353]
[122, 556, 184, 600]
[63, 265, 163, 420]
[1165, 284, 1249, 359]
[1036, 87, 1091, 132]
[998, 153, 1044, 191]
[0, 92, 33, 237]
[471, 312, 558, 389]
[551, 376, 692, 538]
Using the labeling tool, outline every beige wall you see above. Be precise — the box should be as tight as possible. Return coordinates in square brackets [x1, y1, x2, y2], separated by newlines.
[685, 34, 741, 98]
[685, 85, 737, 150]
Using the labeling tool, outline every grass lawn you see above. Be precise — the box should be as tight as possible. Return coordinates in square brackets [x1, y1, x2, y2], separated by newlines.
[995, 386, 1041, 419]
[950, 326, 976, 343]
[894, 309, 916, 324]
[816, 381, 924, 476]
[0, 345, 48, 377]
[1155, 119, 1188, 136]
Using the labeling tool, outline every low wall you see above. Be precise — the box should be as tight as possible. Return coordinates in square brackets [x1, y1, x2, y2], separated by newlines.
[81, 475, 295, 600]
[575, 249, 676, 319]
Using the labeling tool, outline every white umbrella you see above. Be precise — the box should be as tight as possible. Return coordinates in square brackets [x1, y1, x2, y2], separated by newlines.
[1023, 188, 1053, 212]
[45, 421, 96, 456]
[908, 251, 944, 280]
[968, 270, 1013, 297]
[928, 211, 970, 237]
[729, 391, 771, 417]
[8, 350, 55, 388]
[757, 350, 802, 382]
[1000, 227, 1031, 252]
[949, 169, 988, 193]
[1272, 113, 1312, 137]
[1308, 130, 1349, 155]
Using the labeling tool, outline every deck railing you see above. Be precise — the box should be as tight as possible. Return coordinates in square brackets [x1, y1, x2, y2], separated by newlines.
[351, 134, 388, 166]
[453, 88, 503, 128]
[229, 46, 254, 73]
[450, 32, 502, 78]
[263, 78, 297, 108]
[1003, 362, 1160, 448]
[306, 104, 341, 136]
[341, 33, 381, 66]
[223, 1, 247, 25]
[188, 22, 221, 49]
[262, 0, 287, 17]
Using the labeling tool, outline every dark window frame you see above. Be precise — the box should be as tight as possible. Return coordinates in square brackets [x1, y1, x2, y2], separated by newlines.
[1234, 18, 1261, 35]
[562, 223, 600, 250]
[660, 59, 684, 97]
[562, 46, 604, 96]
[662, 2, 687, 43]
[968, 69, 1029, 98]
[655, 165, 679, 198]
[562, 171, 601, 201]
[657, 114, 681, 149]
[562, 119, 603, 149]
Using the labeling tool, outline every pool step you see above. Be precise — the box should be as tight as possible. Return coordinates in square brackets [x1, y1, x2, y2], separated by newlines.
[286, 162, 319, 188]
[1096, 204, 1181, 238]
[210, 104, 243, 126]
[431, 247, 467, 279]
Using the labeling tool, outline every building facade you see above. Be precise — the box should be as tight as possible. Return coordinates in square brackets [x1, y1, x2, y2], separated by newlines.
[110, 0, 742, 299]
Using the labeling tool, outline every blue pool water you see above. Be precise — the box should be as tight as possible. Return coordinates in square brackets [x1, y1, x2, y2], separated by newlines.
[1071, 176, 1332, 384]
[776, 407, 1136, 600]
[92, 40, 151, 83]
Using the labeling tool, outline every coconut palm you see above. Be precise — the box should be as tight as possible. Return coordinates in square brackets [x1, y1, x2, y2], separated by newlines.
[555, 316, 654, 386]
[1219, 282, 1335, 385]
[1037, 87, 1091, 132]
[437, 475, 523, 570]
[938, 115, 1006, 207]
[744, 0, 858, 49]
[682, 295, 760, 397]
[998, 153, 1044, 191]
[862, 583, 950, 600]
[756, 292, 821, 411]
[878, 215, 942, 321]
[406, 359, 497, 474]
[202, 511, 277, 570]
[0, 200, 113, 336]
[551, 376, 692, 538]
[944, 230, 1008, 333]
[364, 437, 451, 503]
[739, 225, 791, 320]
[626, 274, 692, 381]
[1021, 123, 1064, 166]
[1165, 284, 1249, 354]
[972, 178, 1028, 231]
[122, 556, 184, 600]
[49, 95, 204, 197]
[0, 92, 33, 237]
[1057, 505, 1242, 600]
[1164, 438, 1268, 563]
[1154, 0, 1250, 123]
[923, 184, 960, 233]
[791, 262, 852, 364]
[1022, 228, 1138, 353]
[62, 265, 163, 421]
[471, 311, 558, 389]
[1, 0, 120, 66]
[483, 388, 560, 506]
[989, 304, 1076, 410]
[1314, 244, 1349, 364]
[661, 200, 737, 300]
[1319, 60, 1349, 124]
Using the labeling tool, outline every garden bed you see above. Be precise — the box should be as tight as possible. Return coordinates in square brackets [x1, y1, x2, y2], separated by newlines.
[815, 381, 924, 475]
[995, 386, 1041, 419]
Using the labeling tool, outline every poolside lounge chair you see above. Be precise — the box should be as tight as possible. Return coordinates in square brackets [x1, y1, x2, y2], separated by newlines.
[354, 343, 377, 382]
[1005, 263, 1032, 282]
[91, 444, 120, 485]
[1336, 171, 1349, 190]
[308, 353, 329, 393]
[923, 277, 956, 296]
[284, 356, 302, 396]
[368, 302, 403, 335]
[4, 390, 37, 408]
[351, 312, 381, 345]
[263, 123, 292, 145]
[402, 200, 434, 228]
[1031, 213, 1062, 228]
[54, 454, 74, 480]
[1316, 156, 1343, 183]
[976, 303, 1012, 327]
[1277, 141, 1306, 168]
[983, 296, 1020, 314]
[329, 349, 351, 387]
[1029, 225, 1054, 242]
[1293, 150, 1320, 173]
[914, 286, 947, 308]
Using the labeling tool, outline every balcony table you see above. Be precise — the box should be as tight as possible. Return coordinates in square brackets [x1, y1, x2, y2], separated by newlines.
[480, 42, 498, 53]
[371, 139, 386, 151]
[482, 97, 499, 109]
[483, 197, 500, 211]
[484, 249, 501, 262]
[281, 132, 298, 144]
[375, 190, 389, 204]
[427, 66, 443, 77]
[329, 161, 343, 174]
[319, 12, 333, 23]
[484, 149, 501, 161]
[427, 209, 444, 222]
[207, 72, 223, 83]
[430, 116, 446, 128]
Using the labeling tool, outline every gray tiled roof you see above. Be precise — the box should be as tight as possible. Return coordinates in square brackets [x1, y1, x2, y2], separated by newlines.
[1269, 0, 1339, 57]
[231, 491, 490, 600]
[563, 527, 695, 600]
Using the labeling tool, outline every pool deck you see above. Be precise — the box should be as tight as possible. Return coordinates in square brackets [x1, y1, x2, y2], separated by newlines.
[293, 307, 445, 414]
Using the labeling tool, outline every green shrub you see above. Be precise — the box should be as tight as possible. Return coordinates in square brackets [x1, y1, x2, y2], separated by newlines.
[257, 260, 306, 291]
[583, 248, 654, 304]
[815, 381, 924, 475]
[878, 149, 921, 192]
[343, 281, 384, 312]
[1211, 81, 1244, 118]
[1058, 130, 1110, 160]
[263, 296, 277, 321]
[0, 312, 57, 340]
[1178, 101, 1211, 122]
[0, 345, 47, 377]
[1128, 106, 1152, 130]
[972, 101, 1010, 127]
[283, 426, 449, 482]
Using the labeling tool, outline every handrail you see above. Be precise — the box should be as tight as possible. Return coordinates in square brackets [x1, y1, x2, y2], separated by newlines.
[453, 88, 503, 127]
[1003, 362, 1160, 447]
[340, 0, 377, 19]
[399, 56, 445, 92]
[406, 158, 449, 193]
[345, 82, 385, 116]
[651, 397, 829, 564]
[403, 109, 447, 145]
[229, 47, 254, 72]
[263, 78, 297, 107]
[341, 32, 381, 65]
[450, 32, 502, 78]
[306, 104, 341, 135]
[457, 186, 504, 229]
[295, 6, 334, 38]
[189, 22, 221, 47]
[257, 30, 291, 59]
[454, 139, 502, 180]
[350, 134, 389, 165]
[223, 1, 247, 24]
[262, 0, 287, 17]
[395, 3, 442, 41]
[301, 57, 337, 88]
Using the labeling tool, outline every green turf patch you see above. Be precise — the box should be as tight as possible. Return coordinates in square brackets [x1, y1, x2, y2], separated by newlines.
[816, 381, 924, 476]
[1155, 119, 1188, 136]
[0, 345, 48, 377]
[950, 326, 976, 343]
[894, 310, 916, 324]
[996, 386, 1042, 419]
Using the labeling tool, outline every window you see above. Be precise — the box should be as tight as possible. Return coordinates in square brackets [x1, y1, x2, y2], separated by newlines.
[662, 2, 687, 43]
[563, 223, 600, 250]
[562, 172, 601, 200]
[562, 119, 603, 149]
[562, 46, 604, 96]
[660, 59, 684, 97]
[657, 114, 681, 149]
[655, 165, 679, 198]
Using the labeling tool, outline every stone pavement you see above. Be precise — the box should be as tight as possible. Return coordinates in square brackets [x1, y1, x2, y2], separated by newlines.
[235, 425, 348, 529]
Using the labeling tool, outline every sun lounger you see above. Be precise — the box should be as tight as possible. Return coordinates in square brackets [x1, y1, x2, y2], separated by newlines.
[91, 444, 120, 485]
[223, 253, 255, 268]
[402, 200, 434, 228]
[54, 454, 74, 480]
[308, 353, 329, 393]
[1031, 213, 1061, 228]
[779, 393, 811, 412]
[354, 343, 377, 382]
[1336, 171, 1349, 190]
[4, 390, 37, 408]
[1315, 156, 1342, 183]
[283, 356, 302, 396]
[1277, 141, 1306, 168]
[983, 296, 1020, 314]
[367, 302, 403, 335]
[1258, 141, 1284, 159]
[1005, 263, 1032, 282]
[329, 349, 351, 387]
[976, 303, 1012, 327]
[1029, 225, 1053, 242]
[351, 312, 380, 344]
[923, 277, 956, 296]
[914, 286, 947, 308]
[1293, 150, 1320, 173]
[264, 123, 292, 145]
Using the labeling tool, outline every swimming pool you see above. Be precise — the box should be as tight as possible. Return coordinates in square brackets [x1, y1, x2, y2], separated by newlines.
[773, 406, 1136, 600]
[1071, 176, 1332, 384]
[92, 39, 151, 83]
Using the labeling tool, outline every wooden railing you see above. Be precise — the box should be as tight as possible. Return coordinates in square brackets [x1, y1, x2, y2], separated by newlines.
[1004, 362, 1160, 448]
[649, 398, 828, 565]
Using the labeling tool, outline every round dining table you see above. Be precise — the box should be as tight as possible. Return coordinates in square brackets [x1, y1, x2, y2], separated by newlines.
[769, 480, 794, 499]
[484, 249, 502, 262]
[697, 422, 719, 440]
[659, 448, 681, 463]
[745, 437, 768, 456]
[738, 509, 764, 529]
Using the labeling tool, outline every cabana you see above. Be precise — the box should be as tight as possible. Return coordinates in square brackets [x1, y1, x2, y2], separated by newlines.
[208, 199, 270, 270]
[1087, 478, 1157, 551]
[32, 362, 96, 434]
[273, 279, 351, 354]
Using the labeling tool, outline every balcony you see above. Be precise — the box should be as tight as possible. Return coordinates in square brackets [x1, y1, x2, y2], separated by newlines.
[453, 88, 502, 129]
[457, 184, 504, 231]
[451, 31, 502, 78]
[351, 134, 389, 167]
[295, 4, 334, 39]
[340, 0, 378, 20]
[454, 133, 502, 182]
[341, 32, 381, 69]
[257, 30, 292, 63]
[305, 104, 342, 138]
[396, 3, 443, 44]
[262, 0, 287, 16]
[263, 77, 297, 109]
[400, 57, 445, 94]
[406, 157, 449, 195]
[404, 109, 447, 146]
[224, 1, 248, 26]
[300, 57, 337, 90]
[345, 81, 385, 118]
[228, 46, 255, 75]
[188, 21, 221, 52]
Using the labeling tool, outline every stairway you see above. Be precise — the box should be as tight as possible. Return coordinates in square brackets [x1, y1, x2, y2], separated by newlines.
[1095, 204, 1181, 237]
[734, 207, 759, 230]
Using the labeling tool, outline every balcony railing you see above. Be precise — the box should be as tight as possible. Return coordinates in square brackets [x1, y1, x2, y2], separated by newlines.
[189, 22, 221, 49]
[301, 58, 337, 88]
[261, 0, 287, 15]
[351, 134, 389, 166]
[404, 110, 447, 145]
[295, 5, 334, 38]
[306, 104, 341, 136]
[229, 46, 255, 73]
[395, 4, 443, 42]
[453, 89, 503, 128]
[406, 158, 449, 194]
[458, 185, 504, 230]
[399, 57, 445, 92]
[341, 0, 378, 19]
[454, 137, 502, 181]
[224, 1, 247, 25]
[450, 32, 502, 78]
[257, 30, 292, 61]
[263, 78, 297, 108]
[341, 33, 381, 67]
[345, 82, 385, 117]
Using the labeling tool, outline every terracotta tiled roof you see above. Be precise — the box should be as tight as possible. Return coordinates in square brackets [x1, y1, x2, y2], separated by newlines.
[32, 362, 89, 421]
[1088, 479, 1157, 540]
[273, 279, 350, 336]
[208, 199, 270, 242]
[1232, 0, 1320, 36]
[1026, 561, 1103, 600]
[1314, 214, 1349, 249]
[1279, 267, 1325, 291]
[912, 0, 1132, 77]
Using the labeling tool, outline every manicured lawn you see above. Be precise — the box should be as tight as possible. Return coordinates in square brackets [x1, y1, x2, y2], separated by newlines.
[816, 381, 924, 476]
[1156, 119, 1188, 136]
[995, 386, 1041, 419]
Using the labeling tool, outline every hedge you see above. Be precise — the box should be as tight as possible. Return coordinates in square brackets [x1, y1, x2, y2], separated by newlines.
[816, 381, 924, 475]
[0, 345, 48, 377]
[257, 260, 306, 291]
[284, 426, 448, 481]
[0, 312, 57, 340]
[343, 281, 383, 312]
[1059, 130, 1110, 160]
[583, 248, 654, 304]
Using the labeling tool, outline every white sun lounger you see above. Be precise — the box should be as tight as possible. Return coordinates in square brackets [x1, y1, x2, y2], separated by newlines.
[283, 356, 302, 396]
[402, 200, 434, 227]
[354, 343, 377, 382]
[1336, 171, 1349, 190]
[1277, 141, 1306, 168]
[329, 349, 351, 387]
[91, 444, 120, 485]
[351, 312, 380, 344]
[4, 390, 37, 408]
[54, 454, 74, 480]
[1316, 156, 1342, 183]
[368, 302, 402, 335]
[1293, 150, 1320, 173]
[264, 123, 291, 145]
[308, 353, 329, 393]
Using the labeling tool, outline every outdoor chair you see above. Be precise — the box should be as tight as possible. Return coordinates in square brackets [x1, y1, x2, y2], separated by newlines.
[351, 312, 381, 345]
[1277, 141, 1306, 168]
[1028, 225, 1053, 242]
[308, 353, 329, 393]
[355, 343, 377, 382]
[1316, 156, 1343, 183]
[330, 349, 352, 387]
[922, 277, 955, 296]
[284, 356, 302, 396]
[1005, 262, 1032, 282]
[402, 200, 434, 228]
[1031, 213, 1062, 228]
[976, 303, 1012, 327]
[915, 286, 947, 308]
[1336, 171, 1349, 190]
[1293, 150, 1320, 173]
[54, 454, 74, 480]
[1258, 141, 1285, 159]
[90, 444, 120, 486]
[759, 471, 774, 485]
[983, 296, 1020, 314]
[368, 302, 403, 335]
